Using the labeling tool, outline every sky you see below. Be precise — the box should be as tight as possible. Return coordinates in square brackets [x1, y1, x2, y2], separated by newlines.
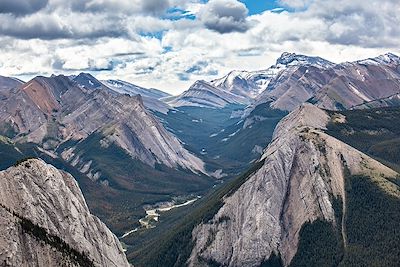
[0, 0, 399, 95]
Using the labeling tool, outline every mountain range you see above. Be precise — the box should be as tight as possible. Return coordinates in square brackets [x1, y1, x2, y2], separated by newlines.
[0, 52, 399, 267]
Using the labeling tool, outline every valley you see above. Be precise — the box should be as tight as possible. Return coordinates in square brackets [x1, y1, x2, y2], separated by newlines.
[1, 1, 400, 266]
[1, 52, 400, 267]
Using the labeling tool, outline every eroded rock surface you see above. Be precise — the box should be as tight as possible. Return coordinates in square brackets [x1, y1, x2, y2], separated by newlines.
[189, 104, 397, 267]
[0, 159, 131, 267]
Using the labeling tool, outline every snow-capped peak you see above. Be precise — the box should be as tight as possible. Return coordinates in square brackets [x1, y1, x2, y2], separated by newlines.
[275, 52, 334, 69]
[356, 52, 400, 66]
[374, 53, 400, 64]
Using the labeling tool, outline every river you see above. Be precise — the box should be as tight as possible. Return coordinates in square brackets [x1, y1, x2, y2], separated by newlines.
[119, 196, 201, 239]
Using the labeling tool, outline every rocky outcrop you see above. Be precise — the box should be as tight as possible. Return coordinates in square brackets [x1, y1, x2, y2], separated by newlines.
[188, 103, 397, 267]
[0, 159, 130, 267]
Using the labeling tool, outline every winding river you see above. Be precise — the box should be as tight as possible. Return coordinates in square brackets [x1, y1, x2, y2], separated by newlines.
[120, 196, 201, 239]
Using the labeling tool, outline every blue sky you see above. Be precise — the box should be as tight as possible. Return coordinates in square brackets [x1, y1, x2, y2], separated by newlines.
[240, 0, 281, 14]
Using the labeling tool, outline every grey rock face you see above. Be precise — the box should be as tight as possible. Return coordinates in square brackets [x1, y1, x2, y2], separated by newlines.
[188, 104, 397, 267]
[0, 159, 130, 267]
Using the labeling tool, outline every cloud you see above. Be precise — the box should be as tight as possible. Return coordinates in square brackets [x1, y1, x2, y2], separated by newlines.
[198, 0, 249, 33]
[142, 0, 171, 15]
[69, 0, 171, 16]
[0, 0, 48, 16]
[0, 0, 399, 95]
[279, 0, 312, 10]
[300, 0, 400, 47]
[0, 12, 128, 40]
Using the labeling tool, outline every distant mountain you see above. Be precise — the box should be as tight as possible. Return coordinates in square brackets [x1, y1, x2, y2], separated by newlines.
[0, 75, 24, 100]
[166, 80, 250, 108]
[0, 75, 23, 91]
[352, 93, 400, 109]
[103, 79, 170, 99]
[211, 52, 334, 99]
[139, 104, 400, 267]
[247, 52, 400, 112]
[72, 72, 105, 90]
[309, 53, 400, 110]
[103, 79, 171, 114]
[0, 158, 130, 266]
[0, 74, 204, 172]
[71, 73, 172, 114]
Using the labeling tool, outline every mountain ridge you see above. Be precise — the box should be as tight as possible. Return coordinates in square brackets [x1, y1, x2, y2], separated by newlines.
[166, 80, 250, 108]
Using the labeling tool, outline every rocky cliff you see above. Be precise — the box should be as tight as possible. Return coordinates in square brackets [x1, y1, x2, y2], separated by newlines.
[188, 103, 398, 267]
[0, 159, 130, 267]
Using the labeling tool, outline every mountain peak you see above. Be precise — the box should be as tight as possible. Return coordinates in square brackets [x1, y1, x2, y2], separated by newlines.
[190, 80, 214, 90]
[376, 52, 400, 64]
[356, 52, 400, 66]
[276, 52, 300, 65]
[275, 52, 334, 69]
[73, 72, 103, 89]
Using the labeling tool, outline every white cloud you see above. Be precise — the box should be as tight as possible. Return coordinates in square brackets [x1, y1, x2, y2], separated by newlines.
[279, 0, 312, 10]
[0, 0, 48, 15]
[198, 0, 249, 33]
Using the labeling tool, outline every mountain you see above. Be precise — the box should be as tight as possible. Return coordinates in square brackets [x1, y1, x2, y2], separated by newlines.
[0, 74, 203, 172]
[136, 104, 400, 267]
[0, 74, 212, 236]
[102, 79, 170, 99]
[0, 76, 23, 105]
[103, 79, 171, 114]
[210, 70, 278, 99]
[165, 52, 333, 109]
[352, 93, 400, 109]
[0, 75, 23, 95]
[309, 53, 400, 110]
[211, 52, 334, 100]
[248, 52, 400, 112]
[0, 158, 130, 267]
[166, 80, 250, 108]
[71, 73, 172, 114]
[72, 73, 107, 90]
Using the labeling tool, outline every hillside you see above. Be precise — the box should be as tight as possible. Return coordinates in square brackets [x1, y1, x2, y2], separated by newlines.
[134, 104, 400, 267]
